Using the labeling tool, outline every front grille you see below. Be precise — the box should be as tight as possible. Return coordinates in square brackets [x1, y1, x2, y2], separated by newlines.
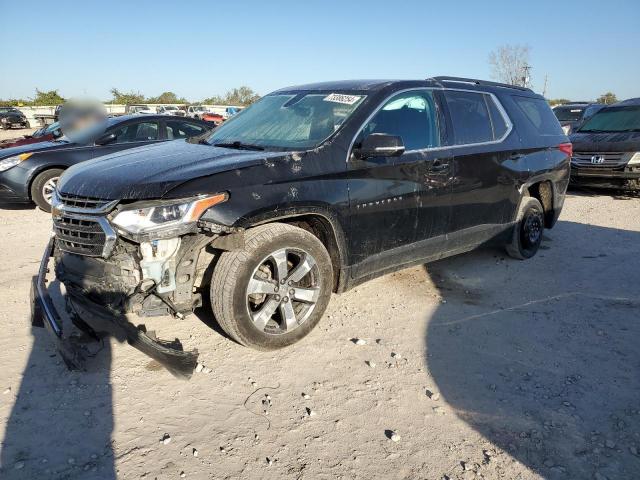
[54, 215, 107, 256]
[56, 192, 115, 211]
[571, 152, 627, 168]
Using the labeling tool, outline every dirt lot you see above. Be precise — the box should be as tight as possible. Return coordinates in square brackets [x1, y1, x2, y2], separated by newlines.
[0, 128, 639, 479]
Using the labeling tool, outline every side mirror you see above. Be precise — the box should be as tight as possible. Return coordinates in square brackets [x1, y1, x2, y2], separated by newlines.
[354, 134, 405, 159]
[95, 132, 116, 146]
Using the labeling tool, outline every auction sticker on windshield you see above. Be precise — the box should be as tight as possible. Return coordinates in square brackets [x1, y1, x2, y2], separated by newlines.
[323, 93, 362, 105]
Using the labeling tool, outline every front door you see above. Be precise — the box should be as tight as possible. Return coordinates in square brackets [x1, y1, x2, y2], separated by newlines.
[348, 89, 451, 278]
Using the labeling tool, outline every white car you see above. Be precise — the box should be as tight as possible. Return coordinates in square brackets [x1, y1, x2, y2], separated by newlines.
[128, 105, 155, 115]
[186, 106, 208, 119]
[156, 105, 185, 117]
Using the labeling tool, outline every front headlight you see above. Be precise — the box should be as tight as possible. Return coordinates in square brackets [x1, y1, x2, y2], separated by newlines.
[0, 153, 33, 172]
[111, 193, 228, 236]
[629, 152, 640, 165]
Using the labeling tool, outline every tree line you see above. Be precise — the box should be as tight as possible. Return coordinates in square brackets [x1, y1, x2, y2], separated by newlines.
[0, 86, 261, 107]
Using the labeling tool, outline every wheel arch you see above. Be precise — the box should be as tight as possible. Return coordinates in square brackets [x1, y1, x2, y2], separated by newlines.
[248, 212, 347, 293]
[27, 164, 67, 200]
[521, 178, 555, 228]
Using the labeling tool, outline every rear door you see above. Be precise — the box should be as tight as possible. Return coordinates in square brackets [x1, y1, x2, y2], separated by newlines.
[442, 90, 519, 243]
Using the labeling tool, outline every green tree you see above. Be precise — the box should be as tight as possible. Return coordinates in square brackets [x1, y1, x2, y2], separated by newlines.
[204, 86, 260, 106]
[596, 92, 617, 105]
[146, 91, 188, 104]
[0, 98, 29, 107]
[109, 88, 145, 105]
[547, 98, 571, 106]
[31, 89, 65, 106]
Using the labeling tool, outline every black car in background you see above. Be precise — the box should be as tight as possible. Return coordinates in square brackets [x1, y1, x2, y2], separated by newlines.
[569, 98, 640, 190]
[0, 114, 212, 211]
[553, 102, 605, 135]
[33, 77, 571, 375]
[0, 107, 29, 130]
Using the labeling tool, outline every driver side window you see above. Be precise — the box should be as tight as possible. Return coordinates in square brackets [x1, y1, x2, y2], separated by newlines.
[361, 90, 440, 151]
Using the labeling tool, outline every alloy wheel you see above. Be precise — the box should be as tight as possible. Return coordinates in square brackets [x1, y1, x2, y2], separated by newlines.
[246, 248, 321, 335]
[42, 177, 59, 205]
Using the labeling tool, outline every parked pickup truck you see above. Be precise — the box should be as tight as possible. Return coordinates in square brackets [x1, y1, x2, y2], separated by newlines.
[32, 77, 570, 377]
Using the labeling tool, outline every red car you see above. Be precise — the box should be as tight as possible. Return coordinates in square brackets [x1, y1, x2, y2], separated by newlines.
[201, 112, 224, 125]
[0, 121, 62, 149]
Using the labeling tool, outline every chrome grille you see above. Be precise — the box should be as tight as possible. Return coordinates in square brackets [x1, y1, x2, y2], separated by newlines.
[56, 192, 116, 211]
[54, 216, 107, 256]
[571, 152, 627, 168]
[52, 192, 118, 257]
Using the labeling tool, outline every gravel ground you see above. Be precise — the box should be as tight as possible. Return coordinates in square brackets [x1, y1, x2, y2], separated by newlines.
[0, 127, 639, 479]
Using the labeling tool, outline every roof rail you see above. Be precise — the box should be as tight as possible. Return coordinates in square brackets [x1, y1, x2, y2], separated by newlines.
[430, 76, 532, 92]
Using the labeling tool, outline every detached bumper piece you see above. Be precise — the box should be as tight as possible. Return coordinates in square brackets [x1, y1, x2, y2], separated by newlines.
[31, 238, 199, 378]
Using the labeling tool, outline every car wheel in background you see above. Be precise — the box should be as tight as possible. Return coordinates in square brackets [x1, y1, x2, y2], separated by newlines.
[30, 168, 64, 213]
[211, 223, 333, 350]
[506, 196, 545, 260]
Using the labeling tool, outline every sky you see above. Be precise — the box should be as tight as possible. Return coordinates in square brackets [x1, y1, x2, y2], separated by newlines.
[0, 0, 638, 102]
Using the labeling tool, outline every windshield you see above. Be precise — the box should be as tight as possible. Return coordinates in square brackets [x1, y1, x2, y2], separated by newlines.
[164, 106, 178, 110]
[578, 106, 640, 133]
[553, 106, 585, 122]
[194, 106, 205, 111]
[204, 93, 366, 150]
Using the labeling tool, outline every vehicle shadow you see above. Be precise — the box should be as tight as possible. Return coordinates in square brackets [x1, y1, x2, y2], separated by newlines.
[424, 220, 640, 479]
[0, 283, 115, 479]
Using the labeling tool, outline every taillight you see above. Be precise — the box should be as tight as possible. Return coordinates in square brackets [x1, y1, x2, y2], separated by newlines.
[558, 143, 573, 158]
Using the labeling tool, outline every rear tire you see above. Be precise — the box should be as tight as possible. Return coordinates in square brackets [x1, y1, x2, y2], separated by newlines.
[506, 197, 545, 260]
[211, 223, 333, 350]
[31, 168, 63, 213]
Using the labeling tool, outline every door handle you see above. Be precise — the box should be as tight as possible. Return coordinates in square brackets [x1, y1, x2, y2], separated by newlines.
[430, 159, 450, 172]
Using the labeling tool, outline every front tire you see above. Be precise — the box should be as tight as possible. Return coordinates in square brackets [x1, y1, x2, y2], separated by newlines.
[211, 223, 333, 350]
[506, 197, 545, 260]
[31, 168, 63, 213]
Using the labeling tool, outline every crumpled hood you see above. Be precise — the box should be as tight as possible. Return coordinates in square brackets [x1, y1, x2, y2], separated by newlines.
[57, 140, 289, 200]
[569, 131, 640, 152]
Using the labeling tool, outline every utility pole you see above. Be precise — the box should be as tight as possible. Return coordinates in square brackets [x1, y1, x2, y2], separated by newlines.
[542, 75, 548, 98]
[521, 64, 532, 88]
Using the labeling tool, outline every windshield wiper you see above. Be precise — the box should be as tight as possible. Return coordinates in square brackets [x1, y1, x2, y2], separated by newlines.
[213, 141, 265, 151]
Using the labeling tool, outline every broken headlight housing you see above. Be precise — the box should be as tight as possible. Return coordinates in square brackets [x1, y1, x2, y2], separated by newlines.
[111, 193, 228, 239]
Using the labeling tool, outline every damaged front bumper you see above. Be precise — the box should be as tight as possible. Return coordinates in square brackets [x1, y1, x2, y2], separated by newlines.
[30, 237, 199, 378]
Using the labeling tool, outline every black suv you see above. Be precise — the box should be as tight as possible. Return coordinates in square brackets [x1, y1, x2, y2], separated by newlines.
[32, 77, 571, 376]
[569, 98, 640, 190]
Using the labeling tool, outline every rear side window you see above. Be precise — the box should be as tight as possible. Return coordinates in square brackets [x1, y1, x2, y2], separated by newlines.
[166, 120, 207, 139]
[444, 91, 507, 145]
[513, 96, 563, 135]
[111, 121, 159, 143]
